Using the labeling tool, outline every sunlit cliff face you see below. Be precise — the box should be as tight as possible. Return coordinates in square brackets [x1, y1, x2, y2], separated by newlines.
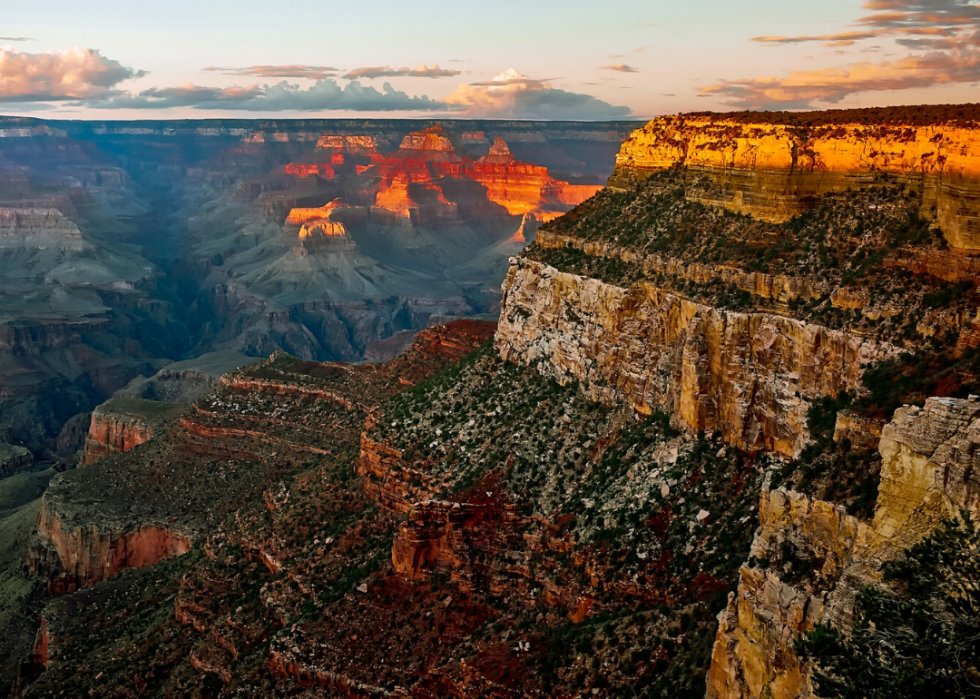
[281, 127, 603, 226]
[613, 116, 980, 251]
[298, 220, 347, 239]
[285, 199, 353, 227]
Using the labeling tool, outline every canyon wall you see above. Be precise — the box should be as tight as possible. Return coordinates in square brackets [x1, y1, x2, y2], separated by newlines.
[82, 399, 185, 464]
[82, 408, 155, 465]
[28, 497, 192, 594]
[496, 258, 895, 457]
[706, 396, 980, 699]
[610, 116, 980, 251]
[0, 443, 32, 479]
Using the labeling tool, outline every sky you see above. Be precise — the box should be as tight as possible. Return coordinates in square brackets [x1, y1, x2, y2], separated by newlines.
[1, 0, 979, 120]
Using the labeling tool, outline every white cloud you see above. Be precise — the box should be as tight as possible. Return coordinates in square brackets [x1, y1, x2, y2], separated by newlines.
[0, 47, 144, 102]
[444, 68, 631, 119]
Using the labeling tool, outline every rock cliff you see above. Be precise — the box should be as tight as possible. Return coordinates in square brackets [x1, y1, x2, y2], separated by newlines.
[0, 442, 32, 478]
[706, 396, 980, 699]
[496, 257, 895, 457]
[610, 115, 980, 251]
[82, 398, 184, 464]
[28, 497, 192, 594]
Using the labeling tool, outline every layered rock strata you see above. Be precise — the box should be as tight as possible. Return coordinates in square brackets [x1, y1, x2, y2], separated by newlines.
[535, 230, 827, 305]
[28, 497, 192, 594]
[707, 396, 980, 699]
[610, 116, 980, 251]
[0, 442, 33, 478]
[82, 399, 183, 464]
[496, 258, 895, 457]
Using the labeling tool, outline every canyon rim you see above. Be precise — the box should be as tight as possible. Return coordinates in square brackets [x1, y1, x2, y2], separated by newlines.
[5, 1, 980, 697]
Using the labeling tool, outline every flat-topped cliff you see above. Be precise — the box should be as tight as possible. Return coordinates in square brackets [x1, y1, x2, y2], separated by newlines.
[609, 110, 980, 251]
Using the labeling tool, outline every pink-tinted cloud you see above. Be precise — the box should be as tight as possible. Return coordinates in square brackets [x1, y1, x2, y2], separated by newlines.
[342, 65, 460, 79]
[710, 0, 980, 108]
[600, 63, 639, 72]
[444, 68, 631, 119]
[702, 50, 980, 108]
[202, 65, 340, 80]
[752, 0, 979, 46]
[0, 47, 143, 102]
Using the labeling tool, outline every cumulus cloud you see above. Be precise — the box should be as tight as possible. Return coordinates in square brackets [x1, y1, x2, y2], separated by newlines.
[342, 64, 461, 79]
[600, 63, 639, 72]
[202, 65, 339, 79]
[0, 47, 144, 102]
[708, 0, 980, 108]
[444, 68, 631, 119]
[86, 79, 451, 112]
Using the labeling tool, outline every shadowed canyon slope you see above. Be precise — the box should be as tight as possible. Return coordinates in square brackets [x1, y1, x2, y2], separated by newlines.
[0, 117, 633, 455]
[6, 105, 980, 699]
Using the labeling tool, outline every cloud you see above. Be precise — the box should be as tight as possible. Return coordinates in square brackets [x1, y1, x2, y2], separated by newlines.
[342, 64, 460, 79]
[701, 50, 980, 109]
[0, 37, 33, 42]
[709, 0, 980, 108]
[85, 79, 452, 112]
[600, 63, 639, 72]
[202, 65, 339, 80]
[444, 68, 631, 119]
[0, 47, 144, 102]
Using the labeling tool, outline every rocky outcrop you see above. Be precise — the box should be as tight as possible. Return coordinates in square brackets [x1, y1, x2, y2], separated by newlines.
[0, 208, 85, 250]
[610, 116, 980, 251]
[707, 396, 980, 699]
[265, 652, 406, 698]
[535, 230, 827, 305]
[82, 401, 167, 464]
[832, 411, 885, 451]
[468, 138, 602, 218]
[0, 442, 32, 478]
[497, 258, 895, 457]
[28, 497, 192, 594]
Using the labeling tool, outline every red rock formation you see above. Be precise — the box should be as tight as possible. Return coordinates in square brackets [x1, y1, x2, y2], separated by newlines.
[284, 163, 335, 179]
[282, 128, 600, 233]
[315, 135, 384, 156]
[29, 498, 192, 594]
[396, 127, 458, 160]
[467, 138, 601, 217]
[285, 199, 352, 226]
[32, 618, 49, 669]
[82, 410, 155, 464]
[372, 173, 416, 222]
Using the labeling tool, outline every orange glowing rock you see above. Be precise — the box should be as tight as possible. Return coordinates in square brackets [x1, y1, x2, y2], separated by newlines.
[397, 126, 456, 156]
[373, 173, 415, 217]
[612, 115, 980, 250]
[315, 135, 383, 156]
[298, 220, 347, 239]
[283, 163, 335, 179]
[285, 199, 351, 226]
[468, 138, 600, 216]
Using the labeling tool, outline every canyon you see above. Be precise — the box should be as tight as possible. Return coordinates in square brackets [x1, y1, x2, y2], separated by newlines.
[0, 117, 632, 456]
[4, 104, 980, 698]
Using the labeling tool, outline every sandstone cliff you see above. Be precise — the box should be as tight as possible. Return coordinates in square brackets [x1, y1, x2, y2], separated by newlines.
[82, 398, 184, 464]
[496, 258, 895, 457]
[610, 115, 980, 251]
[706, 396, 980, 699]
[28, 496, 192, 594]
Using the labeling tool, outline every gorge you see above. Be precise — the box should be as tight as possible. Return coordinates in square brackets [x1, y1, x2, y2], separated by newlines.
[4, 104, 980, 698]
